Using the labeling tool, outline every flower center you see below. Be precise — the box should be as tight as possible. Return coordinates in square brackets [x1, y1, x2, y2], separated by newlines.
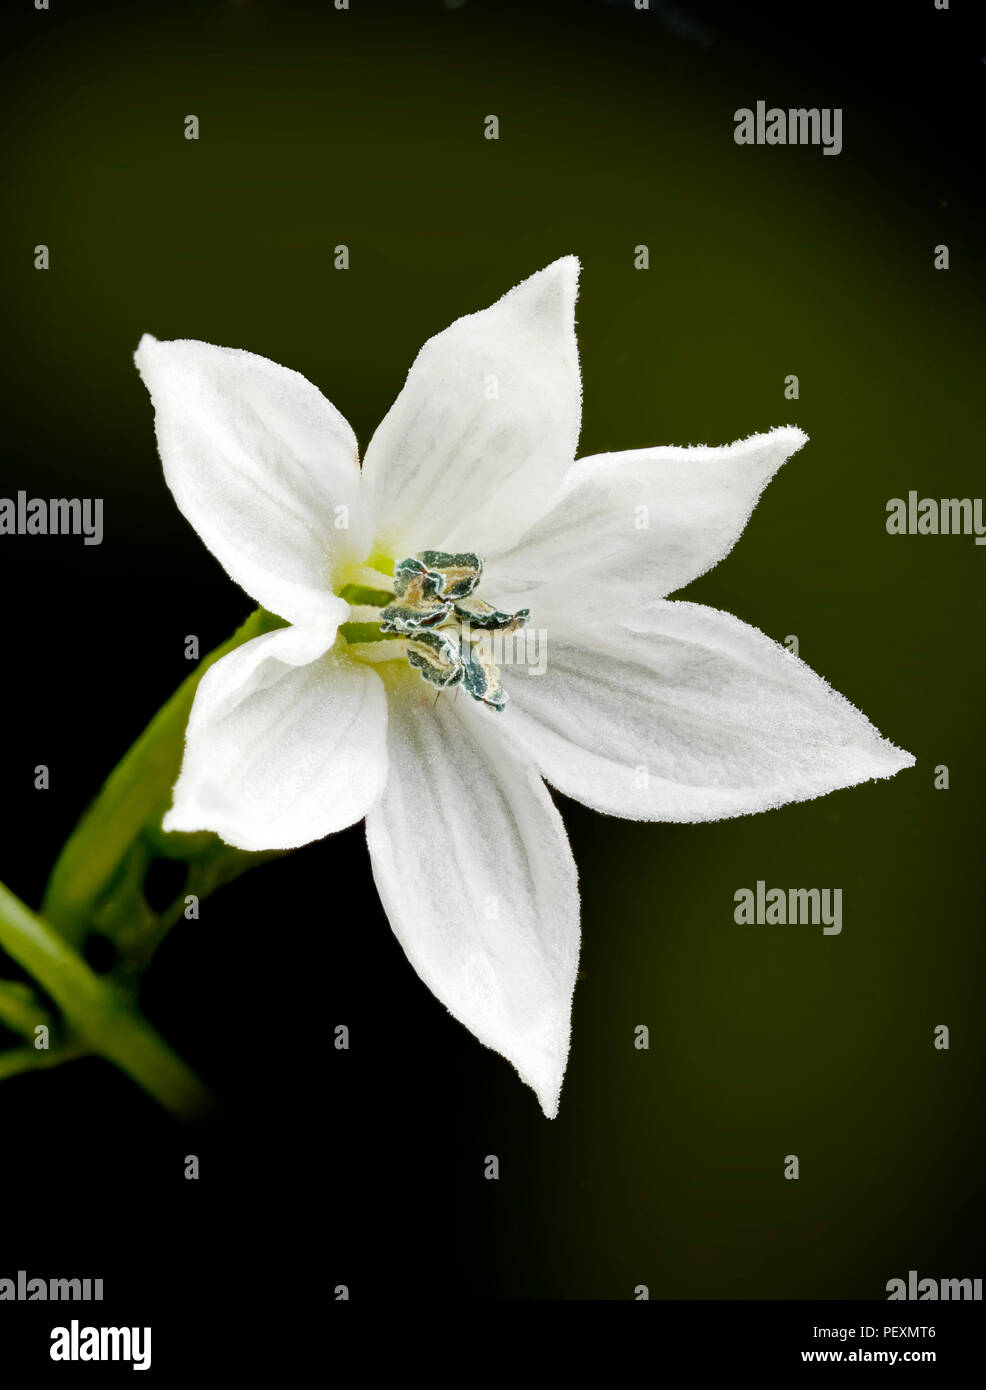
[339, 550, 529, 711]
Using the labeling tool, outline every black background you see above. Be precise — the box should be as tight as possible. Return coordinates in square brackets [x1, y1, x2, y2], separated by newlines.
[0, 0, 983, 1367]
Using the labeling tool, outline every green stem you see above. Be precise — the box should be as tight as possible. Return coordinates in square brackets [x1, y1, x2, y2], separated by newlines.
[0, 977, 52, 1038]
[42, 607, 285, 957]
[0, 1042, 87, 1083]
[0, 881, 212, 1121]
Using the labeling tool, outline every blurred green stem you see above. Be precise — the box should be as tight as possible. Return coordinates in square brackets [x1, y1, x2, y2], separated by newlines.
[0, 881, 212, 1120]
[0, 1041, 87, 1082]
[42, 607, 284, 966]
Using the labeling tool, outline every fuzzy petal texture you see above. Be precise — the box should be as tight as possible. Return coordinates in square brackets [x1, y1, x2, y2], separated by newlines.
[499, 601, 914, 821]
[361, 257, 582, 560]
[483, 428, 808, 628]
[164, 625, 388, 852]
[365, 669, 580, 1117]
[135, 335, 364, 629]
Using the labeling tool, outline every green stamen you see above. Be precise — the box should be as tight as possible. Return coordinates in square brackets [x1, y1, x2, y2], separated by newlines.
[338, 582, 395, 607]
[338, 622, 401, 645]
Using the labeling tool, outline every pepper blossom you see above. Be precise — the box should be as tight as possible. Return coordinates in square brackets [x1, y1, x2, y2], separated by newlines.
[135, 257, 914, 1116]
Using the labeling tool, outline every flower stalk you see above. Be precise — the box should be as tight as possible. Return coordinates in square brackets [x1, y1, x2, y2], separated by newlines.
[0, 880, 213, 1119]
[0, 609, 290, 1117]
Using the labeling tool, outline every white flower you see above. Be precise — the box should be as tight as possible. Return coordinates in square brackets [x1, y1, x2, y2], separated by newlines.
[134, 257, 914, 1117]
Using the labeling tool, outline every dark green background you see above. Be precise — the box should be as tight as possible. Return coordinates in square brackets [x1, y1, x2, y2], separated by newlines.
[1, 0, 982, 1304]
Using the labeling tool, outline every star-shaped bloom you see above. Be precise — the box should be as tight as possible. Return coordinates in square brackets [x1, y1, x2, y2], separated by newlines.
[135, 257, 913, 1116]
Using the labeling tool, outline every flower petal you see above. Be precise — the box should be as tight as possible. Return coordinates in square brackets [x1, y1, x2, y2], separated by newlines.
[135, 335, 365, 628]
[361, 257, 581, 559]
[164, 626, 388, 851]
[500, 601, 914, 821]
[483, 428, 808, 627]
[365, 669, 580, 1117]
